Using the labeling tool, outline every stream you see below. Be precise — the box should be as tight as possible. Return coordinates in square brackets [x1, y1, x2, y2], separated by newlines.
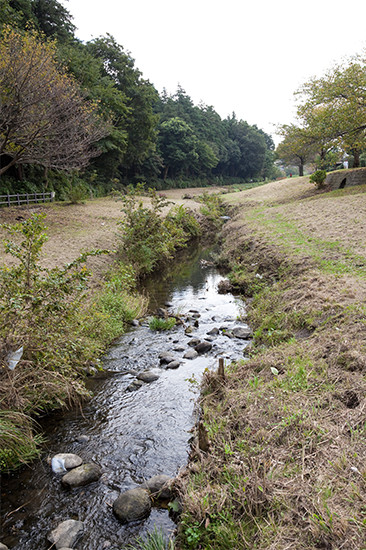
[0, 246, 250, 550]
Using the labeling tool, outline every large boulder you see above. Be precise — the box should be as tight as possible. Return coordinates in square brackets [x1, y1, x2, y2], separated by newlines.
[61, 463, 101, 488]
[47, 519, 84, 549]
[113, 488, 151, 523]
[142, 475, 174, 501]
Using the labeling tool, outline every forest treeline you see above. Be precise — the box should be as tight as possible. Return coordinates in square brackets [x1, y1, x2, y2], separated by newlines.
[0, 0, 278, 197]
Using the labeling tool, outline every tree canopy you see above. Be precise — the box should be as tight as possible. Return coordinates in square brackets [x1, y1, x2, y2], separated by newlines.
[276, 53, 366, 171]
[0, 1, 276, 194]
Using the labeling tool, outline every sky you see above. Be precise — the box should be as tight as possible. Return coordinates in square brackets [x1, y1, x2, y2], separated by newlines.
[61, 0, 366, 143]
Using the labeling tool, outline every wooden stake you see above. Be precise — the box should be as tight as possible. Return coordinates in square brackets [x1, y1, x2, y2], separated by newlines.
[218, 357, 225, 380]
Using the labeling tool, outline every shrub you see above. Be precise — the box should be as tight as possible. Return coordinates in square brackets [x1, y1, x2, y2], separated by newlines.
[197, 191, 226, 228]
[310, 170, 327, 188]
[0, 411, 44, 472]
[166, 204, 201, 239]
[118, 186, 190, 278]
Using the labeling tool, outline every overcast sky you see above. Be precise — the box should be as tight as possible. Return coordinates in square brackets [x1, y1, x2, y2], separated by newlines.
[62, 0, 366, 143]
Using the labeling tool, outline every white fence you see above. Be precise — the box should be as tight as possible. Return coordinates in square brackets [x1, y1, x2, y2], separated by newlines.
[0, 191, 55, 207]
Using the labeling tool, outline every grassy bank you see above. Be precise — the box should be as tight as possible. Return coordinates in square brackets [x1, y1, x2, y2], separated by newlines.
[176, 177, 366, 549]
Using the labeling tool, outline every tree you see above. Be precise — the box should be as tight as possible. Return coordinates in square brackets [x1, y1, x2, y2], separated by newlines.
[58, 41, 130, 181]
[158, 117, 200, 179]
[276, 124, 316, 176]
[86, 35, 159, 178]
[32, 0, 75, 42]
[217, 115, 267, 179]
[296, 59, 366, 167]
[0, 27, 108, 176]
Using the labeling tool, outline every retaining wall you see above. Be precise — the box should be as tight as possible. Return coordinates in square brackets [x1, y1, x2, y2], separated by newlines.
[325, 167, 366, 190]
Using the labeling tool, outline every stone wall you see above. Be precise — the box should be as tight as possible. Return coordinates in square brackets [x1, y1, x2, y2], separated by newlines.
[325, 167, 366, 190]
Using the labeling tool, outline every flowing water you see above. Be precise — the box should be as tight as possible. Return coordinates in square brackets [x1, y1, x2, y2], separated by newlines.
[0, 246, 250, 550]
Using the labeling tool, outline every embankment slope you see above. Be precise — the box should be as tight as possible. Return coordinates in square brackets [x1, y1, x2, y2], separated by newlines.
[177, 176, 366, 549]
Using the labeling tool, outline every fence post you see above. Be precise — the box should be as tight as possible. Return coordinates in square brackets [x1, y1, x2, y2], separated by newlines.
[51, 191, 55, 202]
[17, 193, 20, 206]
[7, 195, 10, 207]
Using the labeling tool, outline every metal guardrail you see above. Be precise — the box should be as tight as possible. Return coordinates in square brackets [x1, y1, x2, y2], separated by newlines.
[0, 191, 55, 207]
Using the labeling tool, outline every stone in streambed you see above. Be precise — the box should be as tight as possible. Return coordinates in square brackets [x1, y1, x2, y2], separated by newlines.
[207, 327, 219, 336]
[173, 345, 185, 352]
[142, 474, 174, 501]
[231, 326, 253, 339]
[159, 352, 176, 365]
[52, 453, 83, 470]
[113, 488, 151, 523]
[188, 338, 201, 347]
[166, 360, 180, 370]
[184, 349, 198, 360]
[137, 371, 159, 383]
[0, 543, 9, 550]
[47, 519, 84, 549]
[126, 380, 144, 392]
[76, 435, 90, 443]
[61, 463, 101, 488]
[194, 342, 212, 354]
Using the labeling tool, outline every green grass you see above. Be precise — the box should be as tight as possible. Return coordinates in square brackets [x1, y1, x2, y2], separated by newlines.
[148, 316, 176, 331]
[247, 208, 366, 279]
[124, 527, 174, 550]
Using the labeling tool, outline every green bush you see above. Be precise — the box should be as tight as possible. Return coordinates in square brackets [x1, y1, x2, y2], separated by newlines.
[309, 170, 327, 188]
[118, 186, 190, 277]
[197, 191, 226, 228]
[61, 174, 89, 203]
[166, 204, 201, 239]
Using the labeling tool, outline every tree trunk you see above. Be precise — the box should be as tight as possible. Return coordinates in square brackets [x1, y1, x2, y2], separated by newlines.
[44, 166, 49, 189]
[299, 163, 304, 177]
[17, 164, 24, 180]
[353, 149, 360, 168]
